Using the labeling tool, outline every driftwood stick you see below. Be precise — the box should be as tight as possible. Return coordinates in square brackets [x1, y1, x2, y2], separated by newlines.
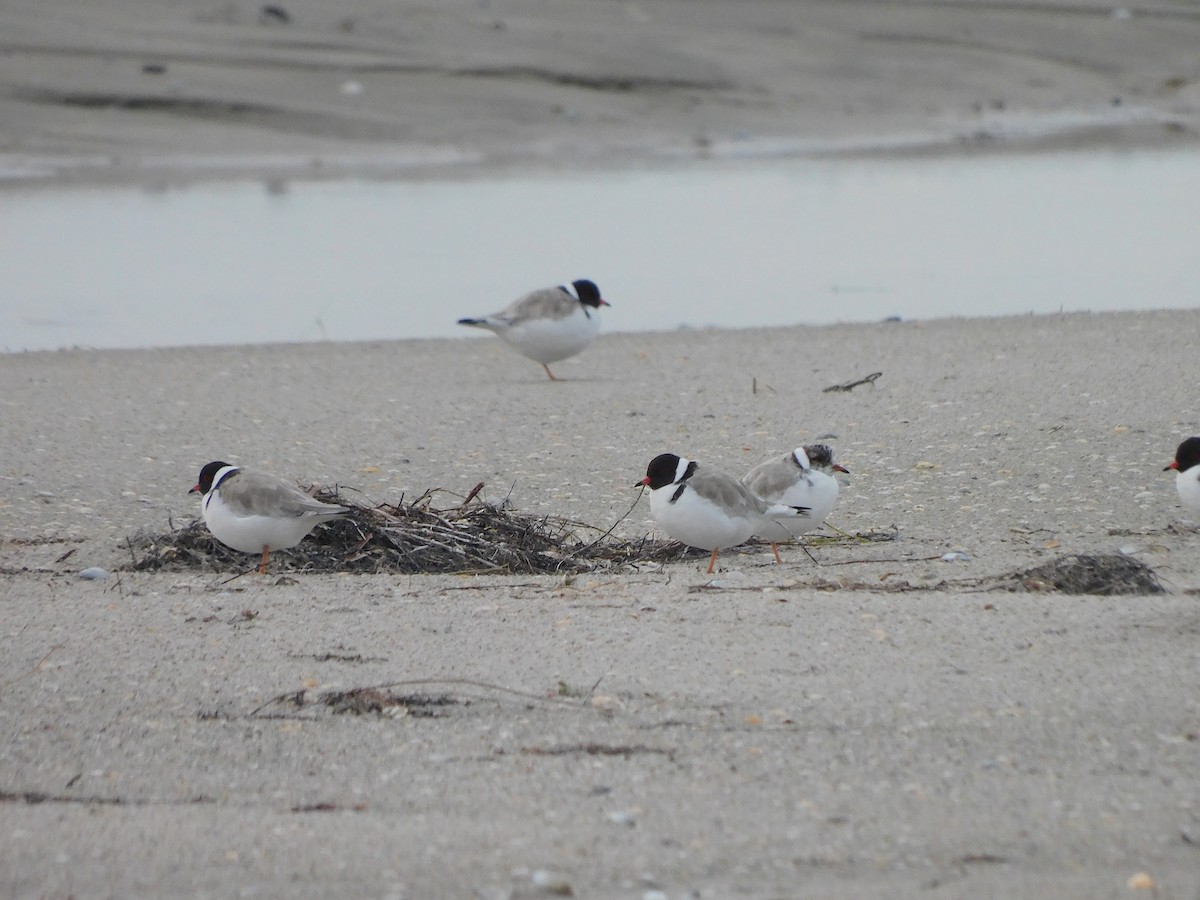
[823, 371, 882, 393]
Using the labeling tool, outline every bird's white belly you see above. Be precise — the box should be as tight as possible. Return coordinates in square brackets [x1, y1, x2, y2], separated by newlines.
[1177, 470, 1200, 517]
[755, 476, 839, 538]
[203, 497, 325, 554]
[650, 489, 756, 551]
[502, 308, 600, 363]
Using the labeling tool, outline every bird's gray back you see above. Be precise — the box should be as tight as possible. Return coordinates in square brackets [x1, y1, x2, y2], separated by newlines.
[689, 470, 768, 517]
[742, 453, 804, 502]
[496, 288, 577, 325]
[221, 471, 348, 519]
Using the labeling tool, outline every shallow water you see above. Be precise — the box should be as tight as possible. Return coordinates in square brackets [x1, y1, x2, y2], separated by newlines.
[2, 149, 1197, 352]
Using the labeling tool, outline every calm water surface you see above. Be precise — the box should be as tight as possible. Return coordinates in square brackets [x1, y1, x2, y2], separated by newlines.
[2, 150, 1196, 352]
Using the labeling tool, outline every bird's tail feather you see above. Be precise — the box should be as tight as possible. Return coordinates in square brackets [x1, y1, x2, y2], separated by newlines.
[766, 503, 811, 519]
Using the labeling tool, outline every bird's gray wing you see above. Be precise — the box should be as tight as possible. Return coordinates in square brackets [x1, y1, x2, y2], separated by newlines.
[742, 454, 802, 501]
[220, 471, 347, 518]
[689, 470, 768, 516]
[493, 287, 577, 326]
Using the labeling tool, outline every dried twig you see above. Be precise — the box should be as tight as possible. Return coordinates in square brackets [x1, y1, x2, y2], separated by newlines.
[823, 371, 882, 393]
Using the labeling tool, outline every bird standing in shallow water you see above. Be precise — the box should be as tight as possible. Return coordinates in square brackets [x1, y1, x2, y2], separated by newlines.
[457, 279, 610, 380]
[190, 461, 349, 573]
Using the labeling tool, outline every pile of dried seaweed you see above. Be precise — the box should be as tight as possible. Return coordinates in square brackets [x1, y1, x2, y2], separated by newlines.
[125, 486, 684, 576]
[1003, 553, 1165, 595]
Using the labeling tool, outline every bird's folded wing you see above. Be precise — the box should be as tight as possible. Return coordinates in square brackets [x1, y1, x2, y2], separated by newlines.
[224, 473, 345, 518]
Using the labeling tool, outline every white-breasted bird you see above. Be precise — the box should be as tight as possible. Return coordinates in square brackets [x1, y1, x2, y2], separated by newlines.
[457, 279, 609, 380]
[1165, 436, 1200, 519]
[742, 443, 849, 554]
[641, 452, 810, 573]
[189, 461, 349, 573]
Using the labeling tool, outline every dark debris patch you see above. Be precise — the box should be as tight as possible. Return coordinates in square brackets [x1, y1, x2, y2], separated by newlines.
[326, 690, 460, 717]
[262, 687, 464, 718]
[124, 486, 682, 576]
[1003, 553, 1165, 595]
[291, 802, 368, 813]
[289, 652, 387, 664]
[520, 743, 675, 760]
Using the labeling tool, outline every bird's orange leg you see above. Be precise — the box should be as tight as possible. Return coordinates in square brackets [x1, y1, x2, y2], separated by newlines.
[258, 546, 270, 574]
[771, 543, 782, 565]
[706, 548, 720, 574]
[543, 364, 559, 381]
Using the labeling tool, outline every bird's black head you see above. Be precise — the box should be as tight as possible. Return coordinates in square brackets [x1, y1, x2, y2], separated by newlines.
[642, 453, 695, 490]
[1167, 436, 1200, 472]
[572, 279, 610, 309]
[190, 460, 234, 495]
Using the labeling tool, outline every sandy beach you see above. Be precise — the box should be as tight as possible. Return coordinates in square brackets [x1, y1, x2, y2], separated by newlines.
[4, 314, 1200, 897]
[2, 0, 1200, 183]
[3, 1, 1200, 897]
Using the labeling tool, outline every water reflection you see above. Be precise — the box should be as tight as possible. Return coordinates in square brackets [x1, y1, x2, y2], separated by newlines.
[2, 150, 1197, 352]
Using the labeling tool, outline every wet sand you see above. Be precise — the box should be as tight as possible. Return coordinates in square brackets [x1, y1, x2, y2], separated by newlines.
[2, 0, 1199, 184]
